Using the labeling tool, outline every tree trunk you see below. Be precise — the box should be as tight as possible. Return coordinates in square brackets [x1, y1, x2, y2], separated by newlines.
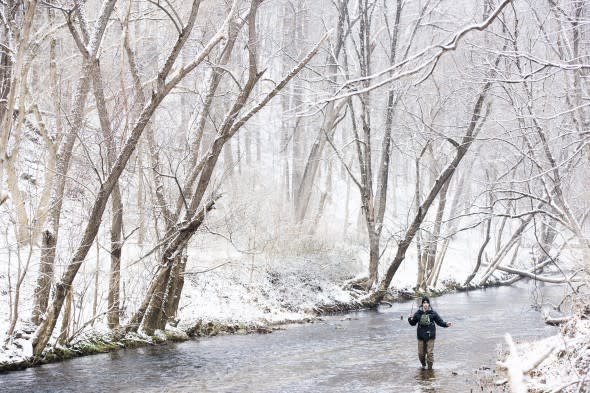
[294, 0, 347, 223]
[0, 18, 11, 207]
[142, 264, 173, 335]
[414, 146, 427, 288]
[343, 163, 351, 237]
[90, 46, 124, 329]
[32, 231, 56, 325]
[107, 191, 123, 329]
[424, 178, 451, 287]
[295, 101, 343, 223]
[57, 288, 73, 345]
[137, 152, 146, 247]
[164, 254, 188, 323]
[7, 244, 33, 337]
[464, 217, 492, 286]
[138, 252, 190, 334]
[309, 163, 333, 235]
[92, 241, 99, 323]
[0, 2, 38, 210]
[290, 3, 308, 197]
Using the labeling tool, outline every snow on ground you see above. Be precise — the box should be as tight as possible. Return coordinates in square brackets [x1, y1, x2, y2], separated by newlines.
[176, 253, 359, 327]
[0, 239, 370, 366]
[506, 300, 590, 393]
[1, 226, 589, 393]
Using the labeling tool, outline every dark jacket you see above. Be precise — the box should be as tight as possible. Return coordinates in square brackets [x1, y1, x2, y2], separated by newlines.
[408, 308, 449, 341]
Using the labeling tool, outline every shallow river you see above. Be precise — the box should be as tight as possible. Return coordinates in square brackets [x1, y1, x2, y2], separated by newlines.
[0, 281, 564, 392]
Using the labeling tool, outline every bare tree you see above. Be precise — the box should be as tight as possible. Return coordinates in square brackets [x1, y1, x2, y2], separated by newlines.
[475, 1, 590, 284]
[294, 0, 349, 225]
[31, 0, 236, 356]
[31, 0, 118, 326]
[0, 1, 39, 210]
[128, 1, 329, 335]
[368, 68, 497, 303]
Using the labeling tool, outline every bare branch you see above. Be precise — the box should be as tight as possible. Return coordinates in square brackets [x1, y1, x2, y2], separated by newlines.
[317, 0, 513, 105]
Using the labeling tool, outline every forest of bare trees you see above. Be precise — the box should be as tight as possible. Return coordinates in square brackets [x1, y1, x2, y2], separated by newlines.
[0, 0, 588, 358]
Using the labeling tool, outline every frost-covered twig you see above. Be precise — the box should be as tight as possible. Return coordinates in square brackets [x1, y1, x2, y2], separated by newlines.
[524, 344, 557, 372]
[550, 380, 579, 393]
[65, 311, 109, 344]
[184, 261, 233, 275]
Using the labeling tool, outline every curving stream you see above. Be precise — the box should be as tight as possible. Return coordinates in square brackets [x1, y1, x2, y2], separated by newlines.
[0, 281, 564, 392]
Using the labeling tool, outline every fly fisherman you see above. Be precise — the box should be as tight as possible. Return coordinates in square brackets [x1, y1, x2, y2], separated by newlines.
[408, 297, 452, 370]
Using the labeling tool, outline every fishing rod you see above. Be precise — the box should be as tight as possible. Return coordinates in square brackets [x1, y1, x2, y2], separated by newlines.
[403, 303, 414, 320]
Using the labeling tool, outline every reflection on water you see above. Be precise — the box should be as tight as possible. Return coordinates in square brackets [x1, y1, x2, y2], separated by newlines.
[0, 281, 564, 392]
[415, 369, 438, 393]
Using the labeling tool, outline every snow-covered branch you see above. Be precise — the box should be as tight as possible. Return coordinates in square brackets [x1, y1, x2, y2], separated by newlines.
[315, 0, 513, 105]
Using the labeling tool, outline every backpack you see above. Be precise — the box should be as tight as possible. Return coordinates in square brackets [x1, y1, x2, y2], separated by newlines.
[419, 312, 431, 326]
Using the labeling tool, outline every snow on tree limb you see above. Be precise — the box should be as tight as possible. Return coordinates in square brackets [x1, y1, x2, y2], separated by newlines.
[315, 0, 513, 105]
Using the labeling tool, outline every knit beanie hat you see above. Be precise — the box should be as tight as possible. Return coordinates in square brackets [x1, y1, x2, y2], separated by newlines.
[421, 297, 430, 304]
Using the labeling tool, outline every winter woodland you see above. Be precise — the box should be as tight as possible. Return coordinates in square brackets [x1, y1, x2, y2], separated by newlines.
[0, 0, 589, 389]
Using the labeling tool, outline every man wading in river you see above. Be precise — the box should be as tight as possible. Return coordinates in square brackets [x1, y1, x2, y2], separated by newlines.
[408, 297, 452, 370]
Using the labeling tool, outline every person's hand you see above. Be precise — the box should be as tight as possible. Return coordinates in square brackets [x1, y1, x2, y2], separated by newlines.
[447, 322, 453, 327]
[408, 314, 412, 319]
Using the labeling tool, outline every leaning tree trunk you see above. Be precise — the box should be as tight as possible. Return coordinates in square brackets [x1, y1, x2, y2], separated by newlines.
[132, 195, 219, 334]
[143, 253, 189, 334]
[366, 72, 495, 304]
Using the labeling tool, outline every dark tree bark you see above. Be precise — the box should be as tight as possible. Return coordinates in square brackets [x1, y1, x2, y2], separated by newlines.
[32, 231, 56, 325]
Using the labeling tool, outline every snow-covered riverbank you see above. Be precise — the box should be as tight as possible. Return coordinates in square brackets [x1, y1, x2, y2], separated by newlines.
[2, 245, 588, 393]
[497, 297, 590, 393]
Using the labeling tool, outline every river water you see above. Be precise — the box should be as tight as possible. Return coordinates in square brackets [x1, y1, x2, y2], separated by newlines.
[0, 281, 565, 392]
